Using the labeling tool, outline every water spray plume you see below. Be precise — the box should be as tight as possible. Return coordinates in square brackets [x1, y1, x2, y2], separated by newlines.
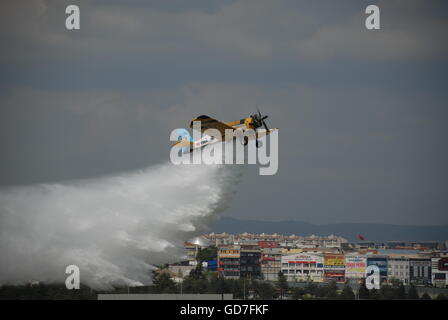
[0, 162, 241, 290]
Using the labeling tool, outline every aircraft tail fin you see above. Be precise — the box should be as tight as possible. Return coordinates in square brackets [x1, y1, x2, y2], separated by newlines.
[172, 128, 193, 152]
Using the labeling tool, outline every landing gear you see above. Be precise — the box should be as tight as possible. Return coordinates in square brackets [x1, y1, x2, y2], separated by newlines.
[240, 136, 262, 148]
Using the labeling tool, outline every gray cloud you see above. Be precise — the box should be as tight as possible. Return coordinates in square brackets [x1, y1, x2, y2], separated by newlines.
[1, 0, 447, 64]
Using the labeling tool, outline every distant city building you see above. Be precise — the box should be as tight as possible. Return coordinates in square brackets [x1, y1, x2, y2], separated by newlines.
[258, 241, 280, 249]
[431, 256, 448, 288]
[240, 244, 261, 279]
[205, 233, 347, 249]
[409, 258, 432, 286]
[184, 241, 198, 261]
[386, 241, 445, 251]
[323, 254, 345, 283]
[181, 232, 447, 287]
[260, 244, 282, 281]
[387, 256, 411, 285]
[218, 245, 241, 279]
[281, 253, 325, 282]
[168, 264, 196, 280]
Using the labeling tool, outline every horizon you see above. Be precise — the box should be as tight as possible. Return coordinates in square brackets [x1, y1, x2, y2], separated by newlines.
[214, 216, 448, 228]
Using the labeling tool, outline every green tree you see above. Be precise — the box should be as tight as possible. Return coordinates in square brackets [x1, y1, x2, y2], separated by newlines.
[277, 271, 289, 299]
[225, 279, 245, 299]
[395, 283, 406, 300]
[291, 287, 305, 300]
[153, 272, 177, 293]
[369, 288, 381, 300]
[325, 280, 338, 299]
[304, 281, 318, 297]
[186, 277, 209, 294]
[358, 281, 370, 300]
[390, 278, 402, 288]
[315, 284, 328, 298]
[250, 280, 276, 300]
[436, 293, 447, 300]
[421, 292, 431, 300]
[339, 285, 355, 300]
[384, 279, 406, 300]
[189, 263, 206, 280]
[0, 283, 98, 300]
[380, 285, 397, 300]
[407, 285, 419, 300]
[196, 246, 217, 263]
[207, 272, 221, 294]
[217, 274, 227, 298]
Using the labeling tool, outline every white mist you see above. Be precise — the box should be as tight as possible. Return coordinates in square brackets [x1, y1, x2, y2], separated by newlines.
[0, 163, 241, 289]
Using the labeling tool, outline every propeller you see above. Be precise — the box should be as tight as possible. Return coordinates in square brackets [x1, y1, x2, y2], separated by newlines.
[251, 107, 269, 131]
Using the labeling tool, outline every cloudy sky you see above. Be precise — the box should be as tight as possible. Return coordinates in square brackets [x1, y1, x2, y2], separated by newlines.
[1, 0, 447, 225]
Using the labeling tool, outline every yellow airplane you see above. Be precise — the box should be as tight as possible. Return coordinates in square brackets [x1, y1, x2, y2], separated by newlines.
[173, 109, 278, 152]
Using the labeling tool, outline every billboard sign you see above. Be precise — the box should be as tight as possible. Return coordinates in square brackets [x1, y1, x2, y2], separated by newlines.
[283, 254, 324, 265]
[324, 255, 345, 269]
[367, 257, 387, 279]
[345, 255, 367, 278]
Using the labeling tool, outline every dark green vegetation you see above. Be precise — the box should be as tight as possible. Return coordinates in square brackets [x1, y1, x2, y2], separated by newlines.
[2, 270, 443, 300]
[196, 246, 218, 263]
[0, 283, 97, 300]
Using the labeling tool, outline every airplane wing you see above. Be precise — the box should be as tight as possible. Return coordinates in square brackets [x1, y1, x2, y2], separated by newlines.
[190, 115, 234, 136]
[172, 137, 193, 148]
[254, 128, 278, 138]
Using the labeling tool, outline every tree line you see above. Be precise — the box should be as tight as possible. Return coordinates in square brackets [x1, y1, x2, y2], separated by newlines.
[137, 268, 447, 300]
[0, 271, 446, 300]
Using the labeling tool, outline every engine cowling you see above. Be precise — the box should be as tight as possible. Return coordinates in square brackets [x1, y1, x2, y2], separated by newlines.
[244, 116, 254, 129]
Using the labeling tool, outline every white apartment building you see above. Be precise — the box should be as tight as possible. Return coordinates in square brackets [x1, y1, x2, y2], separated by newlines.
[431, 256, 448, 288]
[387, 256, 410, 285]
[281, 253, 324, 282]
[260, 247, 282, 281]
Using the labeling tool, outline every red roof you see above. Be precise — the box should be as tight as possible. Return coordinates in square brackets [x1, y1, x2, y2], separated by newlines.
[262, 257, 275, 261]
[258, 241, 280, 248]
